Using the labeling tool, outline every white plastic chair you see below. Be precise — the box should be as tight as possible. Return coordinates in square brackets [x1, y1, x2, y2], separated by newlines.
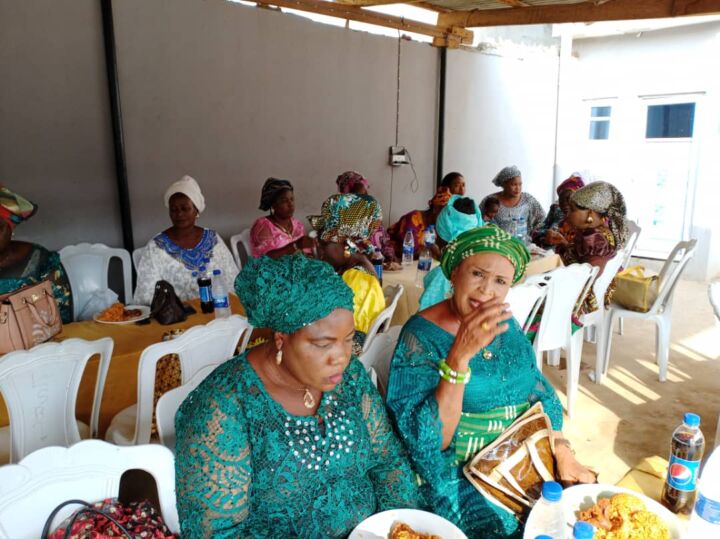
[528, 263, 598, 417]
[0, 338, 113, 464]
[358, 326, 402, 397]
[709, 281, 720, 323]
[105, 315, 252, 446]
[617, 220, 642, 336]
[59, 243, 133, 320]
[155, 365, 216, 452]
[506, 281, 548, 333]
[600, 239, 697, 384]
[361, 284, 404, 353]
[230, 229, 253, 269]
[132, 246, 146, 272]
[0, 440, 179, 538]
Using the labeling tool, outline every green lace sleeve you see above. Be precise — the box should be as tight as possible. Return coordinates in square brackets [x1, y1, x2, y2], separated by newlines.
[174, 367, 254, 539]
[350, 360, 419, 510]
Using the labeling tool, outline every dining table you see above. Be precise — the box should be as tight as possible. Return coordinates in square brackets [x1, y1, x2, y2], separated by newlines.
[0, 295, 251, 438]
[383, 253, 563, 327]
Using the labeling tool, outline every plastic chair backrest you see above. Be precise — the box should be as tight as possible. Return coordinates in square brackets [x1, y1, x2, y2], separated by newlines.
[506, 282, 547, 330]
[0, 338, 113, 463]
[230, 229, 253, 269]
[709, 281, 720, 322]
[132, 315, 251, 444]
[650, 239, 697, 313]
[533, 264, 597, 352]
[132, 247, 146, 272]
[358, 325, 401, 396]
[59, 243, 133, 319]
[592, 249, 626, 303]
[156, 365, 216, 451]
[622, 219, 641, 268]
[0, 440, 179, 538]
[362, 284, 404, 353]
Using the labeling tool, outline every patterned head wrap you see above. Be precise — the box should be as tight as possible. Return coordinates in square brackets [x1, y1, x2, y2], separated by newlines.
[164, 175, 206, 214]
[235, 255, 354, 334]
[571, 181, 628, 247]
[556, 173, 585, 196]
[336, 171, 370, 194]
[309, 193, 382, 255]
[259, 178, 293, 211]
[441, 224, 530, 284]
[0, 186, 38, 229]
[436, 195, 483, 243]
[428, 187, 452, 210]
[491, 165, 522, 187]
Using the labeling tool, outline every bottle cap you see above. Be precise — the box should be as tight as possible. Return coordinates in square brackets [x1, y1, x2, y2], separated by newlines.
[199, 266, 206, 272]
[541, 481, 562, 502]
[684, 413, 700, 427]
[192, 271, 198, 277]
[573, 521, 595, 538]
[213, 269, 221, 276]
[535, 536, 554, 539]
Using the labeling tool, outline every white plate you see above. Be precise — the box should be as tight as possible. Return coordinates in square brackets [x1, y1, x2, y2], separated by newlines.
[350, 509, 467, 539]
[93, 305, 151, 325]
[523, 484, 682, 539]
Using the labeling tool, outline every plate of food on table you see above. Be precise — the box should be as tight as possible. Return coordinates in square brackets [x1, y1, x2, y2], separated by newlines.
[94, 303, 151, 325]
[349, 509, 467, 539]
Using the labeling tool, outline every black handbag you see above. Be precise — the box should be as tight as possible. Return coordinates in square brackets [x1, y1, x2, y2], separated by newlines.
[41, 499, 133, 539]
[150, 281, 196, 325]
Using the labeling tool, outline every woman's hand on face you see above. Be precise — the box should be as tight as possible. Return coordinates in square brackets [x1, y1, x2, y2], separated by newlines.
[556, 447, 597, 486]
[448, 298, 512, 366]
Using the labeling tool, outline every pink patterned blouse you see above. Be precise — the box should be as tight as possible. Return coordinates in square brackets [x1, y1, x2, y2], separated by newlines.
[250, 216, 306, 257]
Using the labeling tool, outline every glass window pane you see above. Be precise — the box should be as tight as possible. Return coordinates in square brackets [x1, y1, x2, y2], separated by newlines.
[589, 120, 610, 140]
[646, 103, 695, 138]
[591, 106, 612, 118]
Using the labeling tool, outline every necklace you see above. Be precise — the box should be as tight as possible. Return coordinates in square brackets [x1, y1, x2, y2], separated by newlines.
[266, 352, 316, 409]
[271, 216, 294, 237]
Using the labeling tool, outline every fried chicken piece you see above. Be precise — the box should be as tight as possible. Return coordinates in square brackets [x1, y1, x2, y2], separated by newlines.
[389, 522, 442, 539]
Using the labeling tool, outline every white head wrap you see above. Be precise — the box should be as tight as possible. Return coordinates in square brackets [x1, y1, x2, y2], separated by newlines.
[164, 175, 206, 214]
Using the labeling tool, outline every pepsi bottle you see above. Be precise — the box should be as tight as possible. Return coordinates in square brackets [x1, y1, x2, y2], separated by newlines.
[661, 412, 705, 514]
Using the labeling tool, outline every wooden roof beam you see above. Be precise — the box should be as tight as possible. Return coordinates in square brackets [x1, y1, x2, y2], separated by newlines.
[255, 0, 473, 45]
[438, 0, 720, 28]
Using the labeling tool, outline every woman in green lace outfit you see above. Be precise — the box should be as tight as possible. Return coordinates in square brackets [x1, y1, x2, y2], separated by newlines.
[386, 226, 595, 538]
[175, 255, 418, 538]
[0, 186, 73, 323]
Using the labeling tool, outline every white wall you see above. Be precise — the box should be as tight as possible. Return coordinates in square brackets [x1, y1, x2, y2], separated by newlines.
[1, 0, 438, 249]
[558, 22, 720, 280]
[443, 46, 560, 210]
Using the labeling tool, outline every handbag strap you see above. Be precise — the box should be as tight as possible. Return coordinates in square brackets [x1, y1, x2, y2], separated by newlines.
[24, 290, 58, 327]
[40, 499, 133, 539]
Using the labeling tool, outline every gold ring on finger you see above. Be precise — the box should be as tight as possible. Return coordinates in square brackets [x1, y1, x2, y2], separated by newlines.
[481, 321, 491, 331]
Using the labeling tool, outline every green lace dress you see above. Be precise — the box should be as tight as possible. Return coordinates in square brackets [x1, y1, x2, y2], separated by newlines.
[174, 354, 418, 539]
[386, 315, 563, 539]
[0, 243, 73, 324]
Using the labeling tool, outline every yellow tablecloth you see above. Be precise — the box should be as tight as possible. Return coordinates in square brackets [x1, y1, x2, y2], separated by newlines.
[383, 254, 563, 327]
[0, 296, 248, 437]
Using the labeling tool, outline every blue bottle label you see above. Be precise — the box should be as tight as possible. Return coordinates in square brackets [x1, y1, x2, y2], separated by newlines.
[403, 245, 413, 256]
[666, 454, 701, 491]
[418, 258, 432, 271]
[373, 264, 383, 281]
[214, 296, 229, 309]
[695, 493, 720, 524]
[199, 286, 213, 303]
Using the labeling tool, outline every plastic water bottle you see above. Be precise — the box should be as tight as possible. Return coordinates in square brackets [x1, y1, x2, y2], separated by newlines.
[212, 269, 231, 319]
[425, 224, 436, 248]
[661, 412, 705, 514]
[196, 266, 214, 314]
[531, 481, 565, 539]
[688, 446, 720, 535]
[402, 230, 414, 266]
[573, 521, 595, 538]
[517, 215, 528, 244]
[371, 248, 384, 285]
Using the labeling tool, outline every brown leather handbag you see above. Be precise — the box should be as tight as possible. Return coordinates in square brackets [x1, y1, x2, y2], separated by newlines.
[0, 281, 62, 354]
[463, 402, 556, 521]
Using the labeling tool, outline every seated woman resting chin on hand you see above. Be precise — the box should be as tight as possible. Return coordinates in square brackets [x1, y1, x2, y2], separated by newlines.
[174, 255, 418, 539]
[386, 225, 595, 539]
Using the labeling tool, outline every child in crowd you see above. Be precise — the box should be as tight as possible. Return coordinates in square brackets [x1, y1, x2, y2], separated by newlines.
[481, 196, 500, 224]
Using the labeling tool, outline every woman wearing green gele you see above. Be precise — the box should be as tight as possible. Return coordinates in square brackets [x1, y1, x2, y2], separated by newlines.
[386, 225, 595, 538]
[174, 255, 418, 539]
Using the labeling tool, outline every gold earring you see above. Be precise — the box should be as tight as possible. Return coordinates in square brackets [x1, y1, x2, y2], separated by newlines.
[275, 349, 283, 365]
[586, 215, 594, 224]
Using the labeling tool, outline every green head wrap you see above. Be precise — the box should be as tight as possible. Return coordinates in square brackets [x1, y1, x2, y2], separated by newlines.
[440, 224, 530, 284]
[235, 255, 354, 334]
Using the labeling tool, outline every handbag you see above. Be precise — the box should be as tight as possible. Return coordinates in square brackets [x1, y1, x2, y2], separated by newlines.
[150, 280, 195, 325]
[463, 402, 556, 520]
[613, 265, 659, 312]
[0, 280, 62, 354]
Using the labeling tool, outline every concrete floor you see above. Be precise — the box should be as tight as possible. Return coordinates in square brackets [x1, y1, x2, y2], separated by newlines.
[543, 277, 720, 485]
